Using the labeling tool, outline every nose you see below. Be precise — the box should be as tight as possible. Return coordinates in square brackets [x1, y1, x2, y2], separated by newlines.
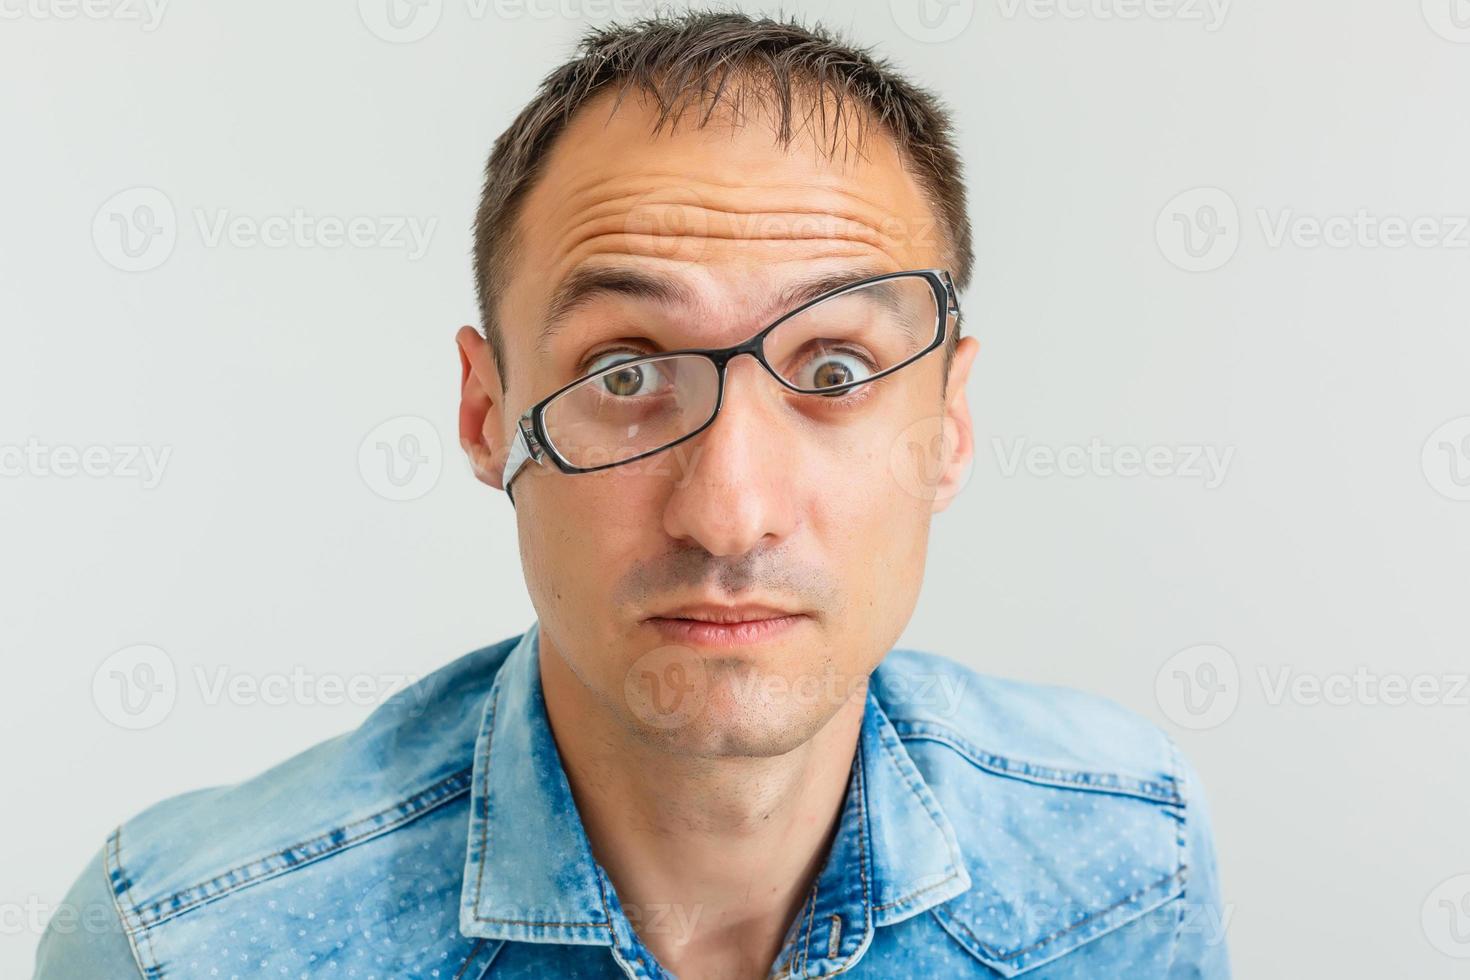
[660, 353, 800, 557]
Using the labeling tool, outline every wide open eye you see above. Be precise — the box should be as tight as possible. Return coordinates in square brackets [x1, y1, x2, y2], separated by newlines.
[790, 346, 878, 393]
[584, 350, 670, 398]
[765, 274, 939, 394]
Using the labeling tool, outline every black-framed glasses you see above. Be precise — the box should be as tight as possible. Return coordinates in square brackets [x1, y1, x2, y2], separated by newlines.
[501, 268, 962, 504]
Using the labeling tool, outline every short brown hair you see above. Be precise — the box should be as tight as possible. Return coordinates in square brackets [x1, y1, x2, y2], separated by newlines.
[472, 8, 972, 391]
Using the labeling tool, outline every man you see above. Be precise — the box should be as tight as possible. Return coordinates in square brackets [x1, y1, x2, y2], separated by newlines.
[38, 11, 1229, 978]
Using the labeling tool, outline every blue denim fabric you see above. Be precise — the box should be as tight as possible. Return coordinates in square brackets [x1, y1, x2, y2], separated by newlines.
[36, 621, 1231, 978]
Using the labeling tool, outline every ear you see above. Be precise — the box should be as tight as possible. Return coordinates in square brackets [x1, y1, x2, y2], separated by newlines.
[457, 325, 507, 491]
[931, 335, 980, 514]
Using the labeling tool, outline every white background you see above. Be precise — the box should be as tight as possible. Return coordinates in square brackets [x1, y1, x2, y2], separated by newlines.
[3, 0, 1469, 976]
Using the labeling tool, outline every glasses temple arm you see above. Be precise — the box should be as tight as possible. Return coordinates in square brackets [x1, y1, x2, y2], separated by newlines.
[501, 414, 542, 506]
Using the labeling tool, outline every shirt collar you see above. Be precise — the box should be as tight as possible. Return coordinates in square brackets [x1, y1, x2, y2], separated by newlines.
[459, 620, 971, 973]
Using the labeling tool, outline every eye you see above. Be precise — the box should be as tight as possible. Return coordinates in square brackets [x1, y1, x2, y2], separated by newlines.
[585, 349, 668, 398]
[793, 347, 877, 394]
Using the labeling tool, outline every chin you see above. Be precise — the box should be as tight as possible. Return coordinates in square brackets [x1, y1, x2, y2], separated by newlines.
[636, 661, 857, 758]
[647, 715, 819, 759]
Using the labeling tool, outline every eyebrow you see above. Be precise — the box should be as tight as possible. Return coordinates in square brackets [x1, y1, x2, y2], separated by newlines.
[535, 262, 902, 354]
[537, 266, 696, 354]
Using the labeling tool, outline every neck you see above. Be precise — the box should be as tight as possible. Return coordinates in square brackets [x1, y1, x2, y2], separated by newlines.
[539, 645, 866, 979]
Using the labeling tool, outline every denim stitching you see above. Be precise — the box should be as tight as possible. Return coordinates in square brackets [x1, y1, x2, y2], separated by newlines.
[452, 938, 486, 980]
[870, 871, 962, 913]
[892, 721, 1182, 804]
[937, 868, 1185, 964]
[869, 714, 963, 913]
[773, 886, 812, 980]
[98, 835, 149, 980]
[469, 671, 611, 931]
[107, 826, 160, 977]
[130, 767, 473, 930]
[470, 674, 502, 920]
[782, 745, 865, 979]
[798, 880, 819, 975]
[821, 741, 872, 976]
[471, 938, 508, 980]
[1163, 734, 1190, 974]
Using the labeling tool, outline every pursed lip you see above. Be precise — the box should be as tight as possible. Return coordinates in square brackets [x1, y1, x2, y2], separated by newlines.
[643, 606, 807, 648]
[644, 602, 803, 624]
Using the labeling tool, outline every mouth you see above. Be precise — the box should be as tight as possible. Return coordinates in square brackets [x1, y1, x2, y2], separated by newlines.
[642, 603, 808, 648]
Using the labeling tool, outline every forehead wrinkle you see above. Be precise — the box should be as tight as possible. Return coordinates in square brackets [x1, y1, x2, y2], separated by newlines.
[540, 189, 909, 284]
[547, 204, 901, 278]
[550, 164, 897, 209]
[544, 173, 909, 248]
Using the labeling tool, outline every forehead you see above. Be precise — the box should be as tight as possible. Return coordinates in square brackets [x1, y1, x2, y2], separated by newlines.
[499, 86, 944, 353]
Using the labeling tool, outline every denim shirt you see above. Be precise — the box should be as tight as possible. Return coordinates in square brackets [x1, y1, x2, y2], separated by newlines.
[37, 620, 1231, 978]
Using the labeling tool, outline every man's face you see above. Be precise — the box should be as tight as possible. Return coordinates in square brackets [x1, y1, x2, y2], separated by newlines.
[459, 88, 979, 757]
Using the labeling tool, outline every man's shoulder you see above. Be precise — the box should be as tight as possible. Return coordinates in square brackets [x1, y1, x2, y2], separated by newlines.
[38, 632, 526, 977]
[874, 646, 1182, 799]
[871, 648, 1223, 975]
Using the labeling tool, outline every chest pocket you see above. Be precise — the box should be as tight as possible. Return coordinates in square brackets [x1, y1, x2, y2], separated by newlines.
[901, 729, 1187, 975]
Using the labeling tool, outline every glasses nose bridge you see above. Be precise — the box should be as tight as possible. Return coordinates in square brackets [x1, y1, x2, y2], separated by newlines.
[708, 330, 784, 392]
[698, 333, 794, 444]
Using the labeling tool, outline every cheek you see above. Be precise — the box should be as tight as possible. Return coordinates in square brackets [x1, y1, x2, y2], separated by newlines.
[810, 443, 930, 589]
[811, 458, 923, 578]
[817, 415, 934, 525]
[521, 472, 655, 616]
